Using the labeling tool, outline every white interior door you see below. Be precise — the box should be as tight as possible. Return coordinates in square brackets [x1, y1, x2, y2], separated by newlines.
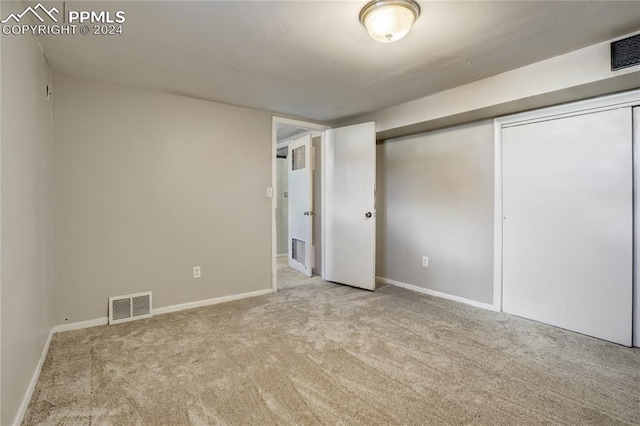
[324, 122, 376, 290]
[502, 108, 633, 346]
[288, 134, 313, 277]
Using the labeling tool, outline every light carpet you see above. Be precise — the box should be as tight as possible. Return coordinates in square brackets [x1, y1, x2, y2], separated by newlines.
[276, 257, 323, 291]
[23, 282, 640, 425]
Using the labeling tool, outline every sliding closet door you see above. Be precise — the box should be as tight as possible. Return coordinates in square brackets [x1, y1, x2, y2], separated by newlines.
[502, 107, 633, 346]
[635, 107, 640, 348]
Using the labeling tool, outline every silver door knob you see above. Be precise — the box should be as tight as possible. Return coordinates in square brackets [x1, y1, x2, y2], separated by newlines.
[365, 212, 372, 219]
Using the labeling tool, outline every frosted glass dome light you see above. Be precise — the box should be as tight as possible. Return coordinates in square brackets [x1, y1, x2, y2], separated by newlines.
[359, 0, 421, 43]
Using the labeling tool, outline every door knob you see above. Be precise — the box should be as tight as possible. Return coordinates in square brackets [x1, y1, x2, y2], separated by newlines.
[365, 212, 372, 219]
[304, 211, 309, 216]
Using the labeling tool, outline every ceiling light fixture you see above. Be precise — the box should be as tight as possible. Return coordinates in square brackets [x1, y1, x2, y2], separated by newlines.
[359, 0, 420, 43]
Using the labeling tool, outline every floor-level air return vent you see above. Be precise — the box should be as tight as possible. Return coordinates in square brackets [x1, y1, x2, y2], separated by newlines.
[611, 34, 640, 71]
[109, 291, 153, 325]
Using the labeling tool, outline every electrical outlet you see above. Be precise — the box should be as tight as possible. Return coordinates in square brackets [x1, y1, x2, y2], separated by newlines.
[266, 187, 273, 198]
[422, 256, 429, 267]
[193, 266, 201, 279]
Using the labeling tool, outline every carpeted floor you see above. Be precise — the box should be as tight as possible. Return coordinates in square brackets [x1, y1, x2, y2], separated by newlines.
[24, 282, 640, 425]
[276, 256, 323, 290]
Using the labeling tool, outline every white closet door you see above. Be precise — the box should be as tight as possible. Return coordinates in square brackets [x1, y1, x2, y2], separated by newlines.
[502, 107, 633, 346]
[634, 106, 640, 348]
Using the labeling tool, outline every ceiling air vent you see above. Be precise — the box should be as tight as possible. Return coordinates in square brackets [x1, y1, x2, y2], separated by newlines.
[109, 291, 153, 325]
[611, 34, 640, 71]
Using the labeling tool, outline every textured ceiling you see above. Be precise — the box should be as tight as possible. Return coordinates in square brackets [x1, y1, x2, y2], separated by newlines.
[31, 1, 640, 122]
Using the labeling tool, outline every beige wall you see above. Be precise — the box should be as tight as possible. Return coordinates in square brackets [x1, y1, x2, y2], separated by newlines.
[1, 1, 54, 423]
[53, 74, 273, 324]
[376, 121, 494, 304]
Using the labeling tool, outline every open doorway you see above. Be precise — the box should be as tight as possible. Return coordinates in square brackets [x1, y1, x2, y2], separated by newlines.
[271, 118, 378, 293]
[272, 118, 330, 292]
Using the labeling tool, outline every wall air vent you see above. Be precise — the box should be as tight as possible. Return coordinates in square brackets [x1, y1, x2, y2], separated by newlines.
[292, 145, 305, 170]
[109, 291, 153, 325]
[292, 238, 306, 265]
[611, 34, 640, 71]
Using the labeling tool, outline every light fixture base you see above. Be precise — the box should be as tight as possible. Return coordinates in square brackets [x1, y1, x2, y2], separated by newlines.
[359, 0, 421, 43]
[359, 0, 421, 25]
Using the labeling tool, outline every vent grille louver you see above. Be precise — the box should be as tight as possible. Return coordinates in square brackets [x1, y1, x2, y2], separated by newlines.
[292, 146, 305, 170]
[112, 298, 131, 321]
[611, 34, 640, 71]
[292, 238, 306, 265]
[109, 291, 153, 325]
[132, 295, 150, 317]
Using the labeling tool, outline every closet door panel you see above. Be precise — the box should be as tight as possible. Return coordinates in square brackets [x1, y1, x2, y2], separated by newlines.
[502, 107, 633, 346]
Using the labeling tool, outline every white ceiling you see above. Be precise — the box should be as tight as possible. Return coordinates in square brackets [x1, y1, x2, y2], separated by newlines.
[31, 1, 640, 122]
[276, 124, 309, 142]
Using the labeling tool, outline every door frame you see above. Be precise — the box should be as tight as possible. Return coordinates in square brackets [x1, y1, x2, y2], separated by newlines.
[493, 89, 640, 345]
[272, 117, 331, 292]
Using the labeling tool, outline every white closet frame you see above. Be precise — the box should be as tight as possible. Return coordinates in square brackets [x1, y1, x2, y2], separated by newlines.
[492, 89, 640, 346]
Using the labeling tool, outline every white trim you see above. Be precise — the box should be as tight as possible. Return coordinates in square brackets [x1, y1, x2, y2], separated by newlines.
[319, 132, 326, 279]
[272, 117, 278, 293]
[108, 291, 153, 325]
[497, 90, 640, 128]
[272, 117, 331, 293]
[52, 289, 274, 333]
[53, 317, 108, 333]
[152, 288, 273, 315]
[377, 276, 496, 311]
[277, 253, 287, 258]
[493, 119, 503, 312]
[13, 328, 54, 426]
[493, 89, 640, 322]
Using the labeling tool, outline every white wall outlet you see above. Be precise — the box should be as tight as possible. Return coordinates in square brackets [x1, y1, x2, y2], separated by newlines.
[266, 187, 273, 198]
[422, 256, 429, 267]
[193, 266, 201, 279]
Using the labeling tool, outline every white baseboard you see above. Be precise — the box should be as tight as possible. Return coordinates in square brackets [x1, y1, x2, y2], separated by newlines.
[153, 288, 273, 315]
[376, 276, 497, 311]
[52, 288, 275, 332]
[13, 328, 55, 426]
[14, 287, 275, 425]
[53, 316, 108, 333]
